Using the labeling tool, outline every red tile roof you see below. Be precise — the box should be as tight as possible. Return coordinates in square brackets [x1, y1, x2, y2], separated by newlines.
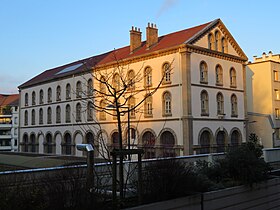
[0, 94, 19, 107]
[19, 20, 216, 89]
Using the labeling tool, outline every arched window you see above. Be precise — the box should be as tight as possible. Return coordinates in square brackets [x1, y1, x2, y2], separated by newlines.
[200, 130, 211, 154]
[66, 83, 71, 99]
[128, 96, 135, 118]
[112, 73, 120, 91]
[31, 109, 35, 125]
[162, 91, 172, 116]
[66, 104, 71, 123]
[230, 68, 237, 87]
[23, 134, 29, 152]
[87, 102, 94, 121]
[39, 108, 43, 124]
[87, 79, 93, 96]
[200, 61, 208, 83]
[64, 133, 72, 155]
[30, 134, 36, 153]
[221, 37, 228, 53]
[47, 107, 52, 124]
[142, 131, 156, 159]
[231, 130, 241, 147]
[25, 93, 28, 106]
[99, 100, 106, 120]
[215, 31, 221, 51]
[76, 103, 81, 122]
[39, 89, 44, 104]
[216, 131, 225, 152]
[76, 81, 82, 98]
[231, 94, 238, 117]
[32, 91, 36, 105]
[24, 110, 28, 125]
[56, 86, 61, 101]
[217, 93, 224, 115]
[111, 132, 119, 148]
[208, 33, 214, 50]
[162, 62, 171, 84]
[201, 90, 209, 115]
[144, 67, 152, 87]
[160, 130, 175, 157]
[144, 94, 153, 117]
[128, 70, 135, 90]
[100, 76, 106, 94]
[45, 133, 53, 154]
[215, 65, 223, 85]
[56, 106, 61, 123]
[47, 88, 52, 103]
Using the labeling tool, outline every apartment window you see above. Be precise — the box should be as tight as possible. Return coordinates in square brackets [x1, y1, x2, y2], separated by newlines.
[144, 67, 152, 87]
[47, 107, 52, 124]
[64, 133, 73, 155]
[75, 103, 81, 122]
[100, 76, 106, 94]
[221, 37, 228, 53]
[32, 91, 36, 105]
[66, 104, 71, 123]
[112, 73, 120, 91]
[215, 31, 221, 51]
[31, 109, 35, 125]
[162, 62, 171, 84]
[216, 65, 223, 85]
[128, 70, 135, 90]
[128, 96, 136, 118]
[163, 91, 172, 116]
[87, 79, 93, 96]
[45, 133, 53, 154]
[87, 102, 94, 121]
[47, 88, 52, 103]
[24, 110, 28, 125]
[25, 93, 28, 106]
[200, 61, 208, 83]
[230, 68, 237, 87]
[39, 108, 43, 124]
[39, 89, 44, 104]
[276, 108, 280, 119]
[76, 81, 82, 98]
[274, 71, 279, 81]
[99, 100, 106, 121]
[144, 94, 153, 117]
[66, 83, 71, 99]
[231, 94, 238, 117]
[201, 90, 209, 116]
[56, 86, 61, 101]
[56, 106, 61, 123]
[217, 93, 224, 115]
[275, 89, 280, 100]
[208, 33, 214, 50]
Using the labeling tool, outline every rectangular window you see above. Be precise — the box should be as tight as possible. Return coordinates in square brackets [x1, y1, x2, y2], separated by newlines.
[275, 128, 280, 139]
[274, 71, 279, 81]
[275, 90, 280, 100]
[276, 108, 280, 119]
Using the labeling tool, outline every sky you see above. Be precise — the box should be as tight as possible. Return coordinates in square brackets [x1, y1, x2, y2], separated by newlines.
[0, 0, 279, 94]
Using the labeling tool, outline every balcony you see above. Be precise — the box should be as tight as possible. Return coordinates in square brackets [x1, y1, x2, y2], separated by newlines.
[0, 145, 12, 151]
[0, 134, 12, 139]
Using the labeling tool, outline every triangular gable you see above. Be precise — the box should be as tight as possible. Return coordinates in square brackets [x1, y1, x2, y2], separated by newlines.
[186, 19, 247, 60]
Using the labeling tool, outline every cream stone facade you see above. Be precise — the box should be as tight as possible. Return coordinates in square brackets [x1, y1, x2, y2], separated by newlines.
[247, 51, 280, 148]
[19, 19, 247, 158]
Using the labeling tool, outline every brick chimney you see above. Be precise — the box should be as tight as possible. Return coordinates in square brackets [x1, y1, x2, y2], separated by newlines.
[146, 23, 158, 49]
[130, 26, 142, 53]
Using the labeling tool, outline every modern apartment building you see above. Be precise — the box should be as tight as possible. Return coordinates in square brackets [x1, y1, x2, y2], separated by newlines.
[247, 51, 280, 148]
[0, 94, 19, 151]
[18, 19, 247, 158]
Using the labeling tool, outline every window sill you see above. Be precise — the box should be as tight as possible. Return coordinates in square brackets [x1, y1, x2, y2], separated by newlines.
[200, 81, 208, 84]
[231, 114, 238, 118]
[162, 81, 172, 85]
[144, 114, 153, 118]
[216, 83, 223, 86]
[201, 113, 209, 116]
[162, 113, 172, 117]
[230, 85, 237, 88]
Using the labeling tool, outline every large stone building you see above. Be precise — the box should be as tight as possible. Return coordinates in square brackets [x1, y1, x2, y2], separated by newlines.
[0, 94, 19, 151]
[18, 19, 247, 158]
[247, 51, 280, 148]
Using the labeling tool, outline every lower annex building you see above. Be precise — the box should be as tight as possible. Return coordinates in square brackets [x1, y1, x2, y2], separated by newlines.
[18, 19, 248, 158]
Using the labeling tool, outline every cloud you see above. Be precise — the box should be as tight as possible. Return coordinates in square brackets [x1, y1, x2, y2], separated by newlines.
[156, 0, 179, 18]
